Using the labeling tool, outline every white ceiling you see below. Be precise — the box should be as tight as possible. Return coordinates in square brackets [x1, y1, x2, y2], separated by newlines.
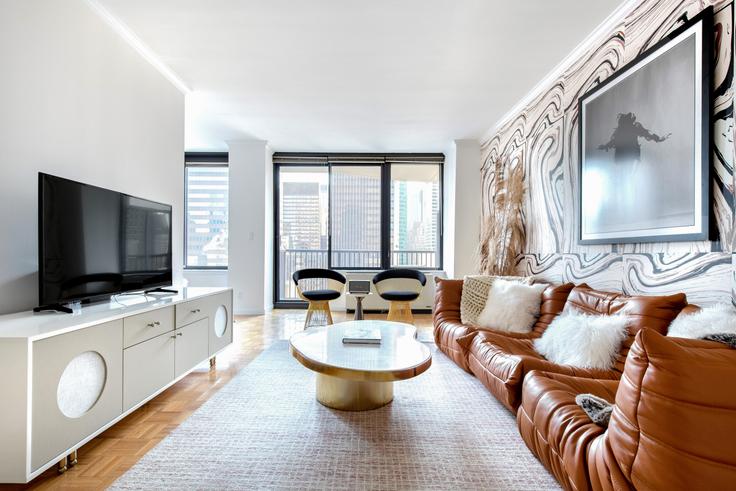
[95, 0, 626, 152]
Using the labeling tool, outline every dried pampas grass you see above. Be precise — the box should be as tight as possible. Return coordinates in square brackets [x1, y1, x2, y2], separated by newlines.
[478, 158, 525, 276]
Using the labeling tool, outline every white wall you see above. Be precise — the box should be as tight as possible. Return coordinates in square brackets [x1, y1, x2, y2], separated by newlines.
[227, 140, 271, 314]
[443, 139, 481, 278]
[183, 269, 228, 288]
[0, 0, 185, 314]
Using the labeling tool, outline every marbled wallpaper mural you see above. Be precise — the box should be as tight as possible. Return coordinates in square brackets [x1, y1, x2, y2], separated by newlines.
[481, 0, 735, 305]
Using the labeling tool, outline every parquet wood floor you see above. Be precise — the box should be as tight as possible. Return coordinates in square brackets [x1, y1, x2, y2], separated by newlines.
[2, 310, 433, 491]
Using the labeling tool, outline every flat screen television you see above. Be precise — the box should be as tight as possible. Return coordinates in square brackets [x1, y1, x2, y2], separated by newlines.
[38, 173, 173, 308]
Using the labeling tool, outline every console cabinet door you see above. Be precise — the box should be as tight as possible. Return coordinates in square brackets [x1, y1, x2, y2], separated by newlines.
[123, 331, 175, 411]
[32, 320, 123, 472]
[175, 318, 209, 377]
[208, 291, 233, 356]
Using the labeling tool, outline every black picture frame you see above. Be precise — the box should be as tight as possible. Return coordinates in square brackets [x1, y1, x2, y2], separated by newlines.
[578, 7, 713, 245]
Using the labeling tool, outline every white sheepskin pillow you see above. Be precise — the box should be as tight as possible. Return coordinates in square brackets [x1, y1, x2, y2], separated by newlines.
[667, 304, 736, 339]
[534, 312, 629, 369]
[476, 279, 547, 333]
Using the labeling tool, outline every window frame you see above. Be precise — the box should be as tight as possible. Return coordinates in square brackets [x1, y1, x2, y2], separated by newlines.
[273, 153, 443, 306]
[184, 152, 229, 270]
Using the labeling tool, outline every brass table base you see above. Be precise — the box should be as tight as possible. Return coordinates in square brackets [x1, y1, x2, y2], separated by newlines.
[316, 373, 393, 411]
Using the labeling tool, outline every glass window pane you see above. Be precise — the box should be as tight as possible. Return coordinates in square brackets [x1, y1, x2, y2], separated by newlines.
[390, 164, 441, 268]
[185, 165, 229, 267]
[278, 166, 329, 301]
[330, 165, 382, 268]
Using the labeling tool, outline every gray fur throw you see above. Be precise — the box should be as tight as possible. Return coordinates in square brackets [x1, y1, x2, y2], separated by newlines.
[702, 333, 736, 348]
[575, 393, 614, 427]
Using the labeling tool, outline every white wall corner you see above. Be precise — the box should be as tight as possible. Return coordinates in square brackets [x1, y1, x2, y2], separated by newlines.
[482, 0, 640, 140]
[84, 0, 190, 94]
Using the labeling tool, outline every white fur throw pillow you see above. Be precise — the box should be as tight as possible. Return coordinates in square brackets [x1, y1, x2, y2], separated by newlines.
[667, 304, 736, 339]
[460, 275, 531, 326]
[476, 279, 547, 333]
[534, 312, 629, 369]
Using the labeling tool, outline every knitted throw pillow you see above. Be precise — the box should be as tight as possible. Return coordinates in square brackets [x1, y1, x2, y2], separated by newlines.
[575, 393, 614, 427]
[460, 275, 531, 326]
[702, 333, 736, 348]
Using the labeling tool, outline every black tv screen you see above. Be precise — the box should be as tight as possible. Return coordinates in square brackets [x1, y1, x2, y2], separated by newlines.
[38, 173, 173, 306]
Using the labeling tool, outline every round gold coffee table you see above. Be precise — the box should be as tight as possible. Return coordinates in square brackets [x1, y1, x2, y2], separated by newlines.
[289, 320, 432, 411]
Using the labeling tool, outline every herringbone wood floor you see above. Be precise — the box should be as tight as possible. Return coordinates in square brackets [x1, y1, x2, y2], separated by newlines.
[2, 310, 433, 491]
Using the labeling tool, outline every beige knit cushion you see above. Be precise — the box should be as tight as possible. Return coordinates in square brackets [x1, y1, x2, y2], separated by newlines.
[460, 275, 532, 326]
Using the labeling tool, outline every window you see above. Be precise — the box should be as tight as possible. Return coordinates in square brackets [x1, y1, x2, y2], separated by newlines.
[277, 166, 328, 299]
[274, 154, 443, 304]
[185, 154, 228, 268]
[330, 165, 382, 268]
[390, 164, 441, 268]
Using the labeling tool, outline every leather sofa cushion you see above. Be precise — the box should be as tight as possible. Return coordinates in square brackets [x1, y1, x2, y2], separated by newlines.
[564, 285, 688, 372]
[433, 279, 574, 372]
[517, 371, 619, 491]
[433, 278, 474, 372]
[467, 331, 618, 411]
[563, 284, 621, 315]
[529, 283, 575, 335]
[607, 329, 736, 490]
[457, 282, 576, 343]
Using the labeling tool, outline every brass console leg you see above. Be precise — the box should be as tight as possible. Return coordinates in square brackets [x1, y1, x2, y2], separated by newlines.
[58, 456, 68, 474]
[69, 450, 78, 467]
[209, 356, 216, 369]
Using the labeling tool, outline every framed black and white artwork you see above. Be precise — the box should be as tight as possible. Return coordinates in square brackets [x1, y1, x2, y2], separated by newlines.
[578, 7, 712, 245]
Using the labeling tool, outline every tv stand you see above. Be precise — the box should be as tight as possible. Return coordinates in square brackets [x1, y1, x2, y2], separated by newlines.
[33, 303, 74, 314]
[1, 287, 233, 483]
[144, 287, 178, 295]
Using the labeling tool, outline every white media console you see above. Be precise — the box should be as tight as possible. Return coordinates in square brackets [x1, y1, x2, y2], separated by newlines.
[0, 286, 233, 483]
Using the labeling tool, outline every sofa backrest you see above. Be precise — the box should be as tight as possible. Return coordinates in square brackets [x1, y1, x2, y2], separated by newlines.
[563, 284, 688, 371]
[530, 283, 575, 335]
[608, 329, 736, 490]
[562, 283, 621, 315]
[432, 278, 463, 323]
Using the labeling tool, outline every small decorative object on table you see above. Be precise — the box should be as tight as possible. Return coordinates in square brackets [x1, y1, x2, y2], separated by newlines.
[342, 327, 382, 345]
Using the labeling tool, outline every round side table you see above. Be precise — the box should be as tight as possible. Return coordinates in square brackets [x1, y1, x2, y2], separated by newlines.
[348, 291, 371, 320]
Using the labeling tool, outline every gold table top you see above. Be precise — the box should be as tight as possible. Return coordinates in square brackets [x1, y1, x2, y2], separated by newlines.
[289, 320, 432, 382]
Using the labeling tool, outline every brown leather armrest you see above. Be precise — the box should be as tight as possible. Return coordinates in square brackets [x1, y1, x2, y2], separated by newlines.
[433, 278, 463, 324]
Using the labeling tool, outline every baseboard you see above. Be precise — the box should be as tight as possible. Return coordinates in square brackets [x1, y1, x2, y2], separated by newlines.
[237, 310, 264, 315]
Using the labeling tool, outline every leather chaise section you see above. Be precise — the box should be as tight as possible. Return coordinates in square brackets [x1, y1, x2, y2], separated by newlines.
[519, 330, 736, 491]
[467, 332, 617, 411]
[517, 371, 618, 491]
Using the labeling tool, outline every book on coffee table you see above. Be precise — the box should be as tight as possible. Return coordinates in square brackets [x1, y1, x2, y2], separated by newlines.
[342, 327, 382, 345]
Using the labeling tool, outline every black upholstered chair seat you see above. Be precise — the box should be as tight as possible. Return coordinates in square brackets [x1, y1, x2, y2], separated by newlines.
[300, 289, 342, 301]
[379, 290, 420, 302]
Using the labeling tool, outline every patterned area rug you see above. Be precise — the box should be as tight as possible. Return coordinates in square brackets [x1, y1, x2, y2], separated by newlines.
[111, 342, 560, 490]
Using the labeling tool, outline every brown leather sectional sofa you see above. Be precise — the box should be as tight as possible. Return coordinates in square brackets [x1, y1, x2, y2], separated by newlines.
[433, 278, 736, 490]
